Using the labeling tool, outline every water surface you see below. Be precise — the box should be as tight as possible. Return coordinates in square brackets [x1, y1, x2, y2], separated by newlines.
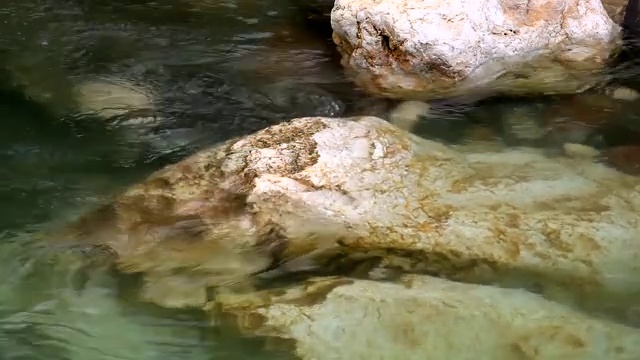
[1, 0, 640, 358]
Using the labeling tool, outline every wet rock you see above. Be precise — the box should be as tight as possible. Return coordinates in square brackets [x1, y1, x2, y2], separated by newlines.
[210, 275, 640, 360]
[344, 95, 395, 118]
[544, 94, 617, 128]
[387, 100, 430, 131]
[51, 116, 640, 317]
[538, 92, 625, 150]
[258, 81, 345, 118]
[331, 0, 621, 100]
[563, 143, 601, 159]
[73, 76, 207, 159]
[537, 87, 640, 153]
[606, 85, 640, 100]
[493, 102, 548, 147]
[388, 99, 478, 143]
[603, 0, 630, 24]
[600, 145, 640, 175]
[75, 77, 156, 120]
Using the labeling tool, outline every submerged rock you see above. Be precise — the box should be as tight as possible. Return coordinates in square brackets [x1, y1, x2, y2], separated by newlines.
[51, 116, 640, 318]
[331, 0, 621, 99]
[387, 100, 431, 131]
[600, 145, 640, 175]
[210, 275, 640, 360]
[75, 77, 156, 121]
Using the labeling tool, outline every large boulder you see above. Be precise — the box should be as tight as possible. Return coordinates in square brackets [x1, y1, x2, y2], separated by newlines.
[211, 275, 640, 360]
[52, 116, 640, 319]
[331, 0, 622, 99]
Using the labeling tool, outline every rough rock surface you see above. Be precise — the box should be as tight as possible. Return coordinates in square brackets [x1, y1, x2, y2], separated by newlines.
[211, 275, 640, 360]
[53, 116, 640, 316]
[331, 0, 621, 99]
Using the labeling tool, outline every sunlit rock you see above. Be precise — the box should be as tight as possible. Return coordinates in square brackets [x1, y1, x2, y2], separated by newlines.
[331, 0, 621, 99]
[210, 275, 640, 360]
[52, 115, 640, 317]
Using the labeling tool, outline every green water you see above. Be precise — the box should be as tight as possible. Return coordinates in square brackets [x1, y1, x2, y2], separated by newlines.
[1, 0, 640, 359]
[0, 1, 343, 358]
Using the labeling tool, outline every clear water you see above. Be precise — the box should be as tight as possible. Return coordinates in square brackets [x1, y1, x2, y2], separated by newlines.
[1, 0, 640, 359]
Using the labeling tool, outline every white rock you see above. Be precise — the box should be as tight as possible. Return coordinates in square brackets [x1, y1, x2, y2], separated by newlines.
[212, 275, 640, 360]
[331, 0, 621, 99]
[55, 116, 640, 317]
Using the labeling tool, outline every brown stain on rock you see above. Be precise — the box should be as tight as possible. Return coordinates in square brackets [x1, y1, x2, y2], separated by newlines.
[489, 224, 523, 262]
[511, 324, 589, 359]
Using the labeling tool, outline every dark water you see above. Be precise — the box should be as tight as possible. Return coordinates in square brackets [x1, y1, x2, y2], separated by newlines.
[1, 0, 640, 359]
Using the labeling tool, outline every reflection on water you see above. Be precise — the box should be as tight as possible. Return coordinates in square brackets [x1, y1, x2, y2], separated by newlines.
[2, 0, 640, 358]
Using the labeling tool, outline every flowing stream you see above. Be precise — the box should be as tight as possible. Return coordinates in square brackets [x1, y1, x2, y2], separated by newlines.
[1, 0, 640, 358]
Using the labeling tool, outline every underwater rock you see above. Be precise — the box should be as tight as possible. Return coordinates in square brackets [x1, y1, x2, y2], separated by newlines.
[331, 0, 621, 99]
[74, 77, 156, 121]
[387, 100, 431, 131]
[538, 89, 640, 151]
[600, 145, 640, 175]
[52, 115, 640, 316]
[211, 275, 640, 360]
[606, 85, 640, 101]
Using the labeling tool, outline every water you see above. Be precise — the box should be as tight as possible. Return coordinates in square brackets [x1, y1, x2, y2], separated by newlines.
[1, 0, 640, 359]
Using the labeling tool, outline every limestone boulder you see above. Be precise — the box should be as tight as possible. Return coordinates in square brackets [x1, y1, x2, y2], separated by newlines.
[331, 0, 621, 99]
[211, 275, 640, 360]
[52, 116, 640, 318]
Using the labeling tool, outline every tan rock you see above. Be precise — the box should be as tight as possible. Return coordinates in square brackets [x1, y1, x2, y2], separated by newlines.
[211, 275, 640, 360]
[52, 116, 640, 317]
[331, 0, 621, 99]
